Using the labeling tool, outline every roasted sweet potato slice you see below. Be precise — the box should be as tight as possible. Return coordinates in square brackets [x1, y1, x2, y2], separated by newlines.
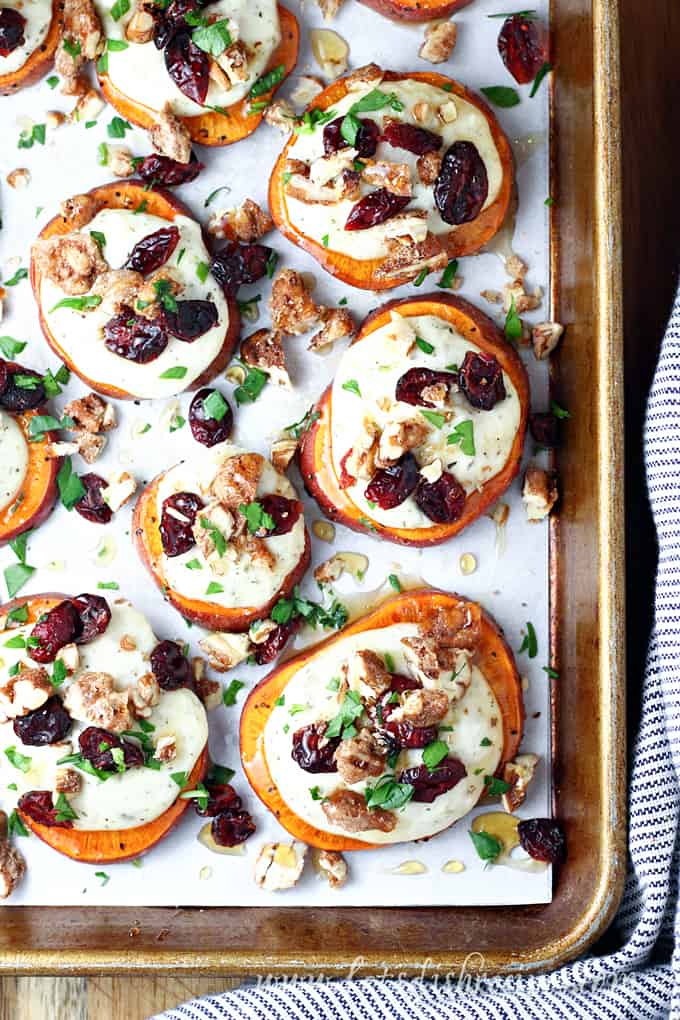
[269, 69, 513, 290]
[298, 294, 529, 546]
[358, 0, 472, 20]
[0, 362, 60, 547]
[98, 4, 299, 147]
[30, 181, 240, 400]
[0, 0, 63, 96]
[240, 588, 525, 851]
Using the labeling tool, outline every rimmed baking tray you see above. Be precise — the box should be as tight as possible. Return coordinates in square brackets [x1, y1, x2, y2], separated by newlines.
[0, 0, 625, 975]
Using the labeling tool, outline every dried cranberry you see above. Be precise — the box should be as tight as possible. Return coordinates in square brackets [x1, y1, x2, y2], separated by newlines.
[254, 619, 300, 665]
[0, 362, 46, 413]
[18, 790, 70, 828]
[79, 726, 145, 772]
[195, 782, 242, 818]
[387, 720, 439, 749]
[162, 300, 218, 342]
[210, 241, 272, 296]
[291, 722, 340, 773]
[369, 676, 437, 749]
[517, 817, 566, 864]
[124, 226, 180, 275]
[257, 494, 302, 536]
[104, 307, 169, 364]
[211, 809, 256, 847]
[399, 756, 466, 803]
[323, 116, 379, 158]
[29, 601, 81, 663]
[135, 152, 204, 187]
[74, 473, 113, 525]
[13, 696, 72, 746]
[458, 350, 506, 410]
[345, 189, 410, 231]
[164, 29, 209, 106]
[150, 640, 193, 690]
[395, 367, 457, 408]
[159, 491, 204, 556]
[415, 471, 466, 524]
[71, 594, 112, 644]
[529, 412, 560, 448]
[365, 453, 420, 510]
[189, 387, 234, 447]
[0, 6, 25, 56]
[434, 141, 488, 226]
[381, 121, 442, 155]
[498, 14, 549, 85]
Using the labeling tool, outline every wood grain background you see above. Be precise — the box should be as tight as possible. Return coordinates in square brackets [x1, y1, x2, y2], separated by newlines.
[1, 0, 678, 1015]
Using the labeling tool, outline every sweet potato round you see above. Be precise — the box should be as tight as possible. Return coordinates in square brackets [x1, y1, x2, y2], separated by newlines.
[240, 588, 525, 851]
[132, 466, 312, 631]
[269, 69, 514, 290]
[358, 0, 473, 20]
[298, 294, 529, 546]
[30, 181, 241, 400]
[98, 4, 299, 147]
[0, 593, 209, 863]
[0, 0, 63, 96]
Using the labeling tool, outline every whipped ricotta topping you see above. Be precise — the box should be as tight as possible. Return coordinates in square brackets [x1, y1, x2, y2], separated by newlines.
[95, 0, 281, 117]
[0, 410, 29, 511]
[284, 78, 504, 261]
[331, 313, 521, 530]
[155, 442, 307, 610]
[0, 600, 208, 831]
[39, 208, 230, 399]
[264, 622, 503, 845]
[0, 0, 52, 76]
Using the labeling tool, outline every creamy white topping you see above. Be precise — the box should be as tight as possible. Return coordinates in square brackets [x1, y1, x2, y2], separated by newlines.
[0, 600, 208, 831]
[285, 78, 503, 261]
[0, 410, 29, 511]
[0, 0, 52, 76]
[156, 442, 306, 610]
[95, 0, 281, 117]
[331, 313, 521, 530]
[264, 622, 503, 844]
[39, 208, 230, 399]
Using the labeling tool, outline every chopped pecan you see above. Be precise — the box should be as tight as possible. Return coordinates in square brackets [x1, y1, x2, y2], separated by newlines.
[137, 269, 183, 313]
[199, 632, 251, 672]
[0, 667, 52, 721]
[264, 99, 297, 133]
[334, 729, 387, 785]
[270, 269, 321, 335]
[56, 0, 103, 94]
[398, 688, 449, 727]
[192, 659, 222, 711]
[149, 102, 191, 165]
[309, 149, 358, 187]
[284, 171, 356, 206]
[532, 321, 564, 360]
[375, 231, 448, 282]
[125, 2, 154, 43]
[322, 789, 396, 833]
[522, 465, 558, 521]
[309, 307, 355, 351]
[417, 151, 443, 186]
[108, 145, 136, 178]
[33, 233, 108, 296]
[501, 753, 539, 813]
[362, 161, 412, 197]
[220, 41, 249, 84]
[241, 328, 290, 388]
[55, 766, 82, 794]
[420, 458, 443, 484]
[101, 471, 136, 512]
[211, 453, 263, 509]
[313, 556, 344, 585]
[344, 63, 383, 92]
[290, 75, 324, 107]
[91, 269, 144, 314]
[503, 278, 542, 314]
[419, 20, 457, 63]
[6, 168, 30, 190]
[73, 430, 106, 464]
[316, 0, 345, 21]
[192, 501, 236, 570]
[270, 436, 298, 473]
[64, 392, 116, 434]
[376, 416, 429, 466]
[347, 649, 392, 697]
[129, 672, 160, 719]
[70, 88, 105, 123]
[154, 733, 177, 763]
[344, 417, 381, 481]
[64, 671, 131, 733]
[254, 841, 307, 891]
[0, 839, 26, 899]
[313, 848, 348, 887]
[232, 530, 276, 570]
[210, 198, 273, 244]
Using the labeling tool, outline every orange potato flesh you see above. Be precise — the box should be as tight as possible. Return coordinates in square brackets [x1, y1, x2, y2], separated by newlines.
[359, 0, 473, 21]
[298, 294, 529, 546]
[240, 588, 525, 851]
[30, 181, 241, 400]
[269, 70, 514, 290]
[0, 0, 63, 95]
[98, 5, 299, 147]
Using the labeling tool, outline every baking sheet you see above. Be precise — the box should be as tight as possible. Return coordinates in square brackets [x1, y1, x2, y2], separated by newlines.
[0, 0, 553, 906]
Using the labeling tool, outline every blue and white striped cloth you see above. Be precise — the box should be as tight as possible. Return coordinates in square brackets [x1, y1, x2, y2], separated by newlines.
[159, 287, 680, 1020]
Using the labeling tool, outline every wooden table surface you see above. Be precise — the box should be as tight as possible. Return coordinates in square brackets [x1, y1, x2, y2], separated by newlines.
[2, 2, 679, 1016]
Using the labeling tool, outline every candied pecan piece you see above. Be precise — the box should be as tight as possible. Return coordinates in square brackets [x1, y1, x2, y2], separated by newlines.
[270, 269, 321, 335]
[417, 151, 443, 186]
[0, 666, 53, 720]
[291, 722, 339, 773]
[309, 307, 355, 350]
[64, 670, 130, 732]
[211, 453, 263, 509]
[216, 199, 274, 244]
[522, 465, 558, 521]
[334, 728, 386, 785]
[419, 20, 457, 63]
[458, 350, 506, 410]
[434, 141, 488, 226]
[148, 102, 192, 164]
[399, 688, 449, 727]
[33, 233, 108, 296]
[321, 788, 396, 833]
[241, 328, 290, 387]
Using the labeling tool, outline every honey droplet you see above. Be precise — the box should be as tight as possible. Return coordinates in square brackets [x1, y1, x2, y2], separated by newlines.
[442, 859, 465, 874]
[199, 865, 212, 880]
[471, 811, 520, 853]
[459, 552, 477, 575]
[391, 860, 427, 876]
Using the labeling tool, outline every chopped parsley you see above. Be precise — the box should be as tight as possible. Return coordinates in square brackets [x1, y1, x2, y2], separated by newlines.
[50, 295, 102, 313]
[420, 409, 446, 429]
[530, 62, 552, 98]
[518, 621, 538, 658]
[484, 775, 511, 796]
[200, 516, 228, 555]
[4, 746, 32, 773]
[158, 365, 187, 380]
[284, 406, 320, 439]
[422, 739, 449, 771]
[447, 419, 475, 456]
[107, 116, 132, 139]
[222, 679, 245, 706]
[341, 379, 361, 397]
[250, 63, 286, 98]
[4, 267, 29, 287]
[239, 500, 275, 536]
[469, 829, 502, 863]
[388, 574, 401, 592]
[192, 18, 232, 57]
[233, 363, 268, 404]
[340, 89, 404, 146]
[325, 690, 363, 740]
[480, 86, 521, 108]
[0, 336, 27, 359]
[415, 336, 434, 354]
[364, 774, 414, 811]
[202, 389, 229, 421]
[437, 259, 459, 289]
[271, 586, 348, 632]
[57, 457, 85, 510]
[504, 296, 522, 341]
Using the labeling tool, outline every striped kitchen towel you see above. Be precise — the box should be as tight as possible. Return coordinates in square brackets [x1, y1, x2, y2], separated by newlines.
[158, 285, 680, 1020]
